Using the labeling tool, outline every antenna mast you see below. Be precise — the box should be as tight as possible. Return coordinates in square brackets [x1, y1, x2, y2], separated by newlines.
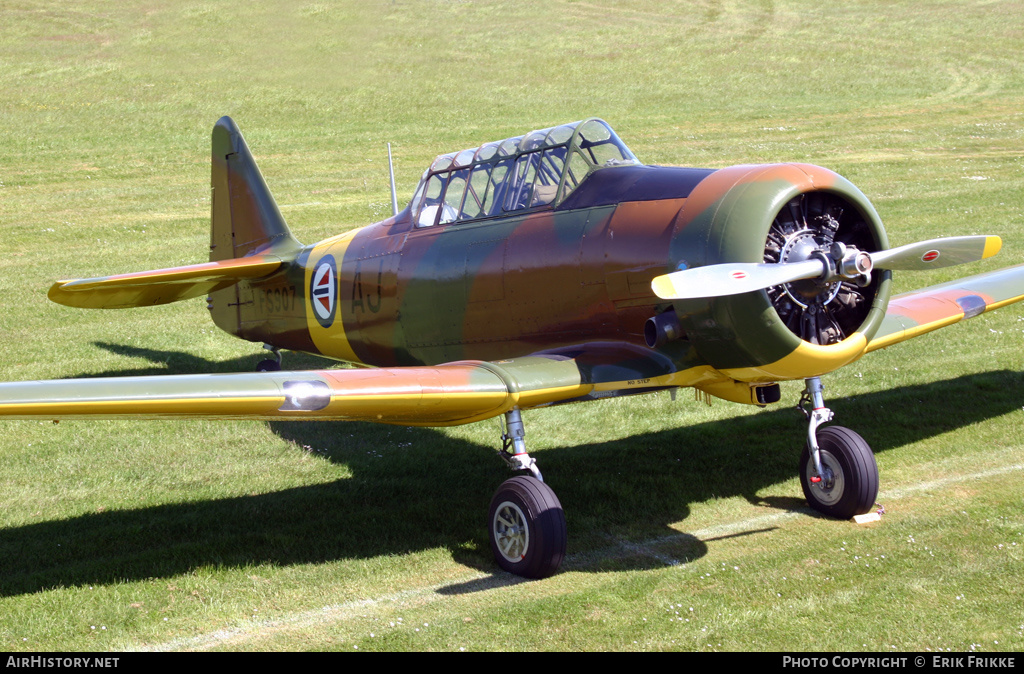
[387, 143, 398, 217]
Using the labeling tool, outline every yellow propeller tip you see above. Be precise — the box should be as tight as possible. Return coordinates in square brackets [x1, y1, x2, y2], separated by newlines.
[651, 275, 675, 299]
[983, 236, 1002, 259]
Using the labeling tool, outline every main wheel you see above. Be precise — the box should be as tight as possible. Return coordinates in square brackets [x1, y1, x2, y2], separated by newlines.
[488, 476, 566, 579]
[799, 425, 878, 519]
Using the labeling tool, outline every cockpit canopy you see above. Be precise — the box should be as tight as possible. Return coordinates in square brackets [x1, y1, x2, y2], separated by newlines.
[409, 118, 639, 228]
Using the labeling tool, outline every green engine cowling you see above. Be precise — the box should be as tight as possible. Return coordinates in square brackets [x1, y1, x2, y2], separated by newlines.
[668, 163, 892, 381]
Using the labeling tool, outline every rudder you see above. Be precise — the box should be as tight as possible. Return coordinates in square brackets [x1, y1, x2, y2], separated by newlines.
[210, 116, 301, 261]
[209, 117, 302, 339]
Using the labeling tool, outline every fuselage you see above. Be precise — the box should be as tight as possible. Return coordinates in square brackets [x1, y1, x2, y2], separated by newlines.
[207, 118, 891, 405]
[232, 164, 713, 372]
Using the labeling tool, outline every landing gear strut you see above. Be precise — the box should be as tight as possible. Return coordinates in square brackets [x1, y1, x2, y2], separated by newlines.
[488, 407, 566, 578]
[798, 377, 879, 519]
[498, 408, 543, 481]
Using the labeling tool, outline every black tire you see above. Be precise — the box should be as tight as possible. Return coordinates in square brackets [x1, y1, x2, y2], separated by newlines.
[488, 476, 566, 579]
[800, 426, 878, 519]
[256, 359, 281, 372]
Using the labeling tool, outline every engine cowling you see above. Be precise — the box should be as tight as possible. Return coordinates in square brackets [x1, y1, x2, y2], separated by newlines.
[668, 163, 892, 381]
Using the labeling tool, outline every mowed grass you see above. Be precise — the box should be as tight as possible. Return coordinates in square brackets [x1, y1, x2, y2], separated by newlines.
[1, 0, 1023, 652]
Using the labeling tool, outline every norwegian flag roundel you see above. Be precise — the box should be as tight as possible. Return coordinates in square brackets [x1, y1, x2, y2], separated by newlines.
[310, 255, 338, 328]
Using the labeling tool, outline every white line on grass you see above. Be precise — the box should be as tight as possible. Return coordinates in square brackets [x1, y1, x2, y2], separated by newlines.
[879, 463, 1024, 500]
[136, 581, 494, 652]
[676, 463, 1024, 542]
[133, 461, 1024, 652]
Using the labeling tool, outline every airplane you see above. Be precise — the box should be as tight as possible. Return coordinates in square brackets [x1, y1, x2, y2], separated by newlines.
[2, 116, 1024, 579]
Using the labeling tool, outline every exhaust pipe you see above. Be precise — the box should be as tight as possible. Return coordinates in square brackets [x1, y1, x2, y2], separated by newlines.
[644, 308, 683, 348]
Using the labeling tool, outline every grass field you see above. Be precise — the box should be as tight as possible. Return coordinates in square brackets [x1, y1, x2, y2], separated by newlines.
[2, 0, 1023, 652]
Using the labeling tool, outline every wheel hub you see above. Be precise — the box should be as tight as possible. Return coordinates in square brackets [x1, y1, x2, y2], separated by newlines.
[808, 451, 844, 506]
[493, 500, 530, 562]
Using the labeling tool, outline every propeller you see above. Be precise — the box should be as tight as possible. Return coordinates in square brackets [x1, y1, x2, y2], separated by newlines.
[652, 235, 1001, 301]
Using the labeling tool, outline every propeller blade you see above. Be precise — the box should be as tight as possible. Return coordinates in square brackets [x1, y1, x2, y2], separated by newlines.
[650, 235, 1002, 302]
[651, 259, 826, 300]
[871, 235, 1001, 271]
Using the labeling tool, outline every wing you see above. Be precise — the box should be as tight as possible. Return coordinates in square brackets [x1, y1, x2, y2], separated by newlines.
[0, 357, 590, 426]
[866, 262, 1024, 352]
[48, 255, 283, 309]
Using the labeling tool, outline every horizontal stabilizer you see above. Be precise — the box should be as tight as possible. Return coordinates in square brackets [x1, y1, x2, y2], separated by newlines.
[48, 255, 283, 309]
[0, 357, 590, 426]
[867, 262, 1024, 352]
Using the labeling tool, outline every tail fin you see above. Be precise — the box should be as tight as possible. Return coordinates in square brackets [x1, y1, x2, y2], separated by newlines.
[210, 116, 301, 261]
[208, 118, 302, 339]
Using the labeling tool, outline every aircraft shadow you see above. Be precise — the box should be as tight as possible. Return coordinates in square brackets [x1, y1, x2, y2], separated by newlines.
[1, 346, 1021, 597]
[83, 341, 341, 376]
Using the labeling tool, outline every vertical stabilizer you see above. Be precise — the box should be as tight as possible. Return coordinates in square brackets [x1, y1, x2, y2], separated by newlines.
[210, 117, 301, 261]
[209, 117, 302, 339]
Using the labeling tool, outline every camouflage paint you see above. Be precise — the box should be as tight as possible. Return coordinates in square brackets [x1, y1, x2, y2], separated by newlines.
[667, 163, 892, 379]
[50, 153, 897, 393]
[33, 117, 1024, 423]
[48, 256, 283, 309]
[866, 262, 1024, 352]
[293, 159, 892, 388]
[0, 357, 591, 426]
[207, 116, 304, 347]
